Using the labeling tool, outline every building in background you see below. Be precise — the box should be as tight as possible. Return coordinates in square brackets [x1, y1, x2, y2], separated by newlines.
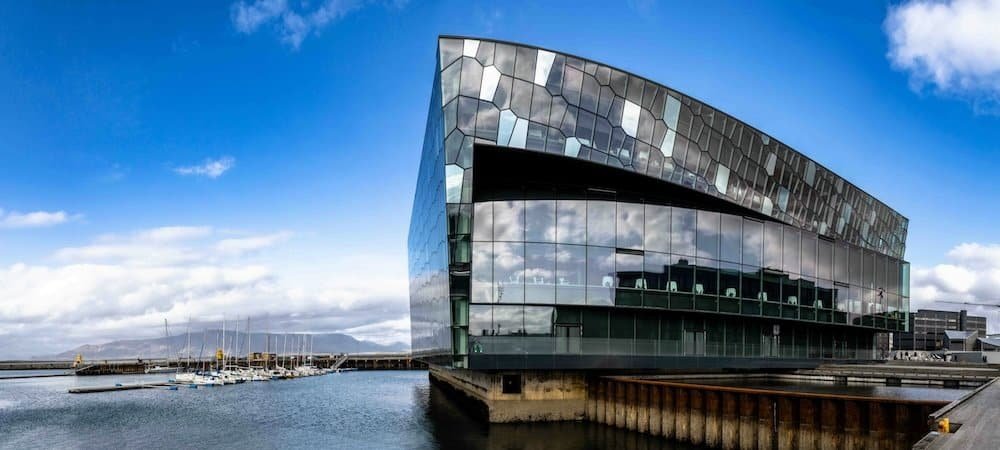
[409, 37, 911, 370]
[894, 309, 987, 351]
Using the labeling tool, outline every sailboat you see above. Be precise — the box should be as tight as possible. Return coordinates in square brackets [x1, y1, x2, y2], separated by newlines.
[147, 319, 178, 374]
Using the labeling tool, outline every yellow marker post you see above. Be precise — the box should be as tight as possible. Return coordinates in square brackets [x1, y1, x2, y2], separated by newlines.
[937, 418, 950, 434]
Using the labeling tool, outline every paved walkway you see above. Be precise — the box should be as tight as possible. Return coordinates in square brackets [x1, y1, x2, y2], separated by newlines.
[922, 376, 1000, 449]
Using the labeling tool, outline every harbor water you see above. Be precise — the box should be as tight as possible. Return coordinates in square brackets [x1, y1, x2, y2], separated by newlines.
[1, 370, 702, 450]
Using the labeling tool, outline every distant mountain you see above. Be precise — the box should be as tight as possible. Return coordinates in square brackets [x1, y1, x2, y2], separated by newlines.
[41, 330, 408, 360]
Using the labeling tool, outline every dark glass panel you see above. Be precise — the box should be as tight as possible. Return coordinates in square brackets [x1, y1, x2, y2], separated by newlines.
[582, 309, 608, 338]
[696, 266, 718, 296]
[670, 255, 695, 293]
[610, 312, 634, 339]
[719, 262, 740, 299]
[741, 265, 761, 301]
[616, 252, 644, 289]
[644, 251, 670, 291]
[524, 306, 554, 336]
[762, 271, 781, 303]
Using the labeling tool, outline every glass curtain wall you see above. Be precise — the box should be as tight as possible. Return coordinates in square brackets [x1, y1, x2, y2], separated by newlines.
[468, 196, 909, 359]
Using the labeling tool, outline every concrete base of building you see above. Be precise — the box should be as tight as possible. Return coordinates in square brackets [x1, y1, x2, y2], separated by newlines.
[428, 365, 587, 423]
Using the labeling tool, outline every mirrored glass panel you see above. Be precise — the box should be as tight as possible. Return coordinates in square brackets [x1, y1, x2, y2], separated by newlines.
[525, 200, 556, 243]
[494, 200, 525, 242]
[556, 200, 586, 244]
[644, 204, 670, 253]
[586, 246, 614, 305]
[494, 242, 524, 303]
[671, 208, 696, 256]
[616, 202, 644, 250]
[697, 210, 720, 260]
[524, 243, 555, 304]
[556, 244, 586, 304]
[742, 219, 763, 267]
[472, 242, 493, 303]
[587, 200, 616, 247]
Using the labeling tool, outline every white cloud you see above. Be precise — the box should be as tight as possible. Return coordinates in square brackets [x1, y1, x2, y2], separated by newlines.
[0, 208, 77, 229]
[215, 231, 293, 256]
[0, 225, 410, 358]
[173, 156, 235, 178]
[886, 0, 1000, 110]
[912, 242, 1000, 333]
[230, 0, 403, 49]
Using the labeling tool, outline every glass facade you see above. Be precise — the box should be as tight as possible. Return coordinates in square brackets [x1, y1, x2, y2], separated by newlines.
[410, 37, 911, 369]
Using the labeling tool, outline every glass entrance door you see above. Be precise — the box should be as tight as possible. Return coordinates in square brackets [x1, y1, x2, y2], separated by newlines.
[555, 325, 581, 354]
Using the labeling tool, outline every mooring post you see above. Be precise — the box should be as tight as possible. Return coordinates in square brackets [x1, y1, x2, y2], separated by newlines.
[843, 400, 863, 450]
[596, 380, 607, 425]
[820, 399, 842, 449]
[870, 402, 890, 450]
[604, 380, 614, 426]
[690, 389, 705, 446]
[662, 386, 676, 439]
[649, 384, 662, 437]
[675, 387, 690, 442]
[615, 381, 626, 429]
[777, 396, 797, 450]
[705, 390, 721, 448]
[586, 378, 597, 421]
[798, 397, 818, 450]
[894, 403, 912, 450]
[637, 384, 649, 433]
[625, 382, 637, 431]
[739, 393, 757, 450]
[757, 395, 774, 450]
[721, 391, 738, 450]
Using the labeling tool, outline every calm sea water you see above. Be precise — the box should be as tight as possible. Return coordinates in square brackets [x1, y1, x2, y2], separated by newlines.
[0, 370, 701, 450]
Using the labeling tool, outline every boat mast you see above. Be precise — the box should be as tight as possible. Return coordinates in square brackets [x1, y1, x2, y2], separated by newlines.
[220, 316, 225, 372]
[246, 316, 251, 368]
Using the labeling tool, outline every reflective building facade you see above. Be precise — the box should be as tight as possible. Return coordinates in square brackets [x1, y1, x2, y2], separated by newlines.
[409, 37, 910, 369]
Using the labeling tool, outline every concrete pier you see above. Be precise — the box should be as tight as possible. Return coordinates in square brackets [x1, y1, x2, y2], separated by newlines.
[427, 366, 973, 449]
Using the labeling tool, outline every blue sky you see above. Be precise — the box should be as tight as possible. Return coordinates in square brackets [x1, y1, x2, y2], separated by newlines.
[2, 0, 999, 357]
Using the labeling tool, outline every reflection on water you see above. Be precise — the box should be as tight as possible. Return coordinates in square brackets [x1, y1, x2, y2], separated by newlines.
[1, 370, 704, 450]
[4, 371, 962, 449]
[690, 378, 968, 402]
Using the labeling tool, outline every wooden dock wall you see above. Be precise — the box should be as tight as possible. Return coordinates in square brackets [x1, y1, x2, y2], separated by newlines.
[589, 377, 947, 450]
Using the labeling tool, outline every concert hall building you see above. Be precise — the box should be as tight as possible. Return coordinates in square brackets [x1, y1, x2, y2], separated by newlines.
[409, 37, 910, 370]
